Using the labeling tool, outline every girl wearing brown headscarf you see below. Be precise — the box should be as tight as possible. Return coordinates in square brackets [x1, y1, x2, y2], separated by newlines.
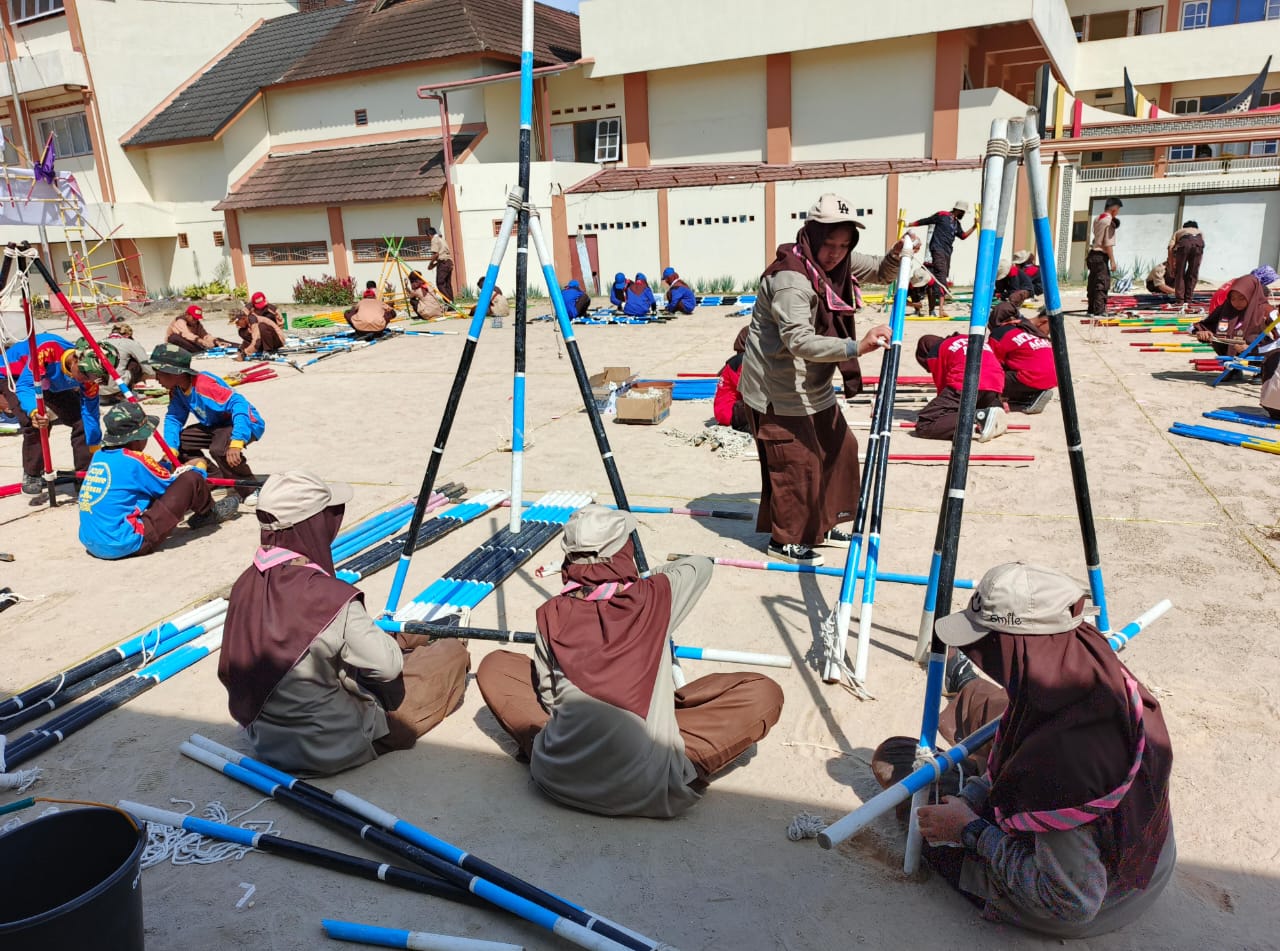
[1191, 273, 1277, 356]
[712, 325, 751, 431]
[910, 563, 1175, 938]
[738, 193, 915, 566]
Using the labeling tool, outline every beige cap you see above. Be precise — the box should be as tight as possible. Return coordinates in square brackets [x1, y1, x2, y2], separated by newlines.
[996, 259, 1012, 281]
[935, 562, 1095, 647]
[952, 200, 972, 214]
[257, 470, 354, 530]
[910, 266, 934, 289]
[1012, 250, 1033, 266]
[807, 193, 866, 229]
[561, 504, 636, 562]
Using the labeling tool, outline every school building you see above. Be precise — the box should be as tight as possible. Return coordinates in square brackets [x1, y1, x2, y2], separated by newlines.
[2, 0, 1279, 301]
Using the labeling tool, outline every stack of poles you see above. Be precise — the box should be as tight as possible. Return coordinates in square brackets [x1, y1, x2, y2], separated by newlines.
[821, 239, 914, 691]
[176, 736, 675, 951]
[904, 110, 1113, 874]
[673, 552, 976, 590]
[0, 492, 459, 770]
[1169, 422, 1280, 454]
[1204, 408, 1280, 429]
[815, 599, 1172, 852]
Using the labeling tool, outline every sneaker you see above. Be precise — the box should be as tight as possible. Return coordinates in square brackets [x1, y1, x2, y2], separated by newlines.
[974, 406, 1008, 443]
[820, 528, 853, 549]
[767, 541, 824, 566]
[243, 488, 260, 507]
[21, 474, 43, 496]
[944, 649, 979, 697]
[1018, 389, 1055, 415]
[189, 495, 240, 529]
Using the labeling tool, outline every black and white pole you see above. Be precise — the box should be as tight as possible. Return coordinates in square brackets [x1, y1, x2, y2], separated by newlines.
[903, 118, 1008, 875]
[1022, 108, 1112, 631]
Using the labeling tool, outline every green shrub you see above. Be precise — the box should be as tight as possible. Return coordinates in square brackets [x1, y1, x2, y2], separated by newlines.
[233, 283, 249, 300]
[292, 274, 356, 306]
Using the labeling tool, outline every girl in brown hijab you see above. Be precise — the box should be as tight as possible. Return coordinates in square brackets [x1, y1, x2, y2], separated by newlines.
[219, 470, 469, 776]
[908, 563, 1175, 938]
[1191, 273, 1277, 357]
[738, 192, 915, 566]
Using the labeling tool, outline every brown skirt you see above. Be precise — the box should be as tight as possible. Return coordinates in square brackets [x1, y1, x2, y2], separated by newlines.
[747, 403, 859, 546]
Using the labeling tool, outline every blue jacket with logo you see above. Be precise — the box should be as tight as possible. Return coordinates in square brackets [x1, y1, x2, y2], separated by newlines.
[163, 371, 265, 448]
[78, 449, 203, 559]
[664, 281, 697, 314]
[13, 333, 102, 448]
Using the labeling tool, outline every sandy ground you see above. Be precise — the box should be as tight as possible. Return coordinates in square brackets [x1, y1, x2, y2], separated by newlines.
[2, 294, 1278, 951]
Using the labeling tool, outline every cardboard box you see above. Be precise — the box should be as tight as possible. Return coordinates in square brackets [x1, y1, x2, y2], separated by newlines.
[614, 383, 672, 425]
[589, 366, 635, 401]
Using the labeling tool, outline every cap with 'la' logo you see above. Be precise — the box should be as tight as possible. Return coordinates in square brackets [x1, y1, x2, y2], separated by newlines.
[806, 193, 866, 229]
[934, 562, 1096, 647]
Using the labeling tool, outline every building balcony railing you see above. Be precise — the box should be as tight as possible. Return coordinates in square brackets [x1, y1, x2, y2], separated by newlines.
[1167, 155, 1280, 175]
[1077, 163, 1155, 181]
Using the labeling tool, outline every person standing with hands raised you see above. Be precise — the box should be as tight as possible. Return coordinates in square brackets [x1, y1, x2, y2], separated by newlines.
[739, 193, 915, 566]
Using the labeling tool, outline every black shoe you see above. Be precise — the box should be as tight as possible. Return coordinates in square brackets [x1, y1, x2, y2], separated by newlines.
[944, 649, 979, 697]
[189, 495, 240, 529]
[767, 541, 823, 566]
[820, 528, 853, 549]
[21, 474, 43, 496]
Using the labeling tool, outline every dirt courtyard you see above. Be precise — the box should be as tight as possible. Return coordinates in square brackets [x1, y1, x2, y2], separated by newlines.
[2, 293, 1278, 950]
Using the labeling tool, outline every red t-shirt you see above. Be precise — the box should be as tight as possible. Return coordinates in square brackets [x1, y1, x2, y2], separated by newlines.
[926, 334, 1004, 394]
[989, 323, 1057, 389]
[714, 355, 743, 426]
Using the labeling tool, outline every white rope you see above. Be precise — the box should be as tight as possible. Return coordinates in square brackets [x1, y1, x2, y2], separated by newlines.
[0, 765, 41, 791]
[786, 812, 829, 841]
[140, 798, 279, 870]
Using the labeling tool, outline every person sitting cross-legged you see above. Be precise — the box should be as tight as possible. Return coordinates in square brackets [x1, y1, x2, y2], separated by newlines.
[77, 402, 239, 559]
[475, 505, 784, 818]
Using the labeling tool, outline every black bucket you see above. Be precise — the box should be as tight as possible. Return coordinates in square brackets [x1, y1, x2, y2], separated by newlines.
[0, 806, 147, 950]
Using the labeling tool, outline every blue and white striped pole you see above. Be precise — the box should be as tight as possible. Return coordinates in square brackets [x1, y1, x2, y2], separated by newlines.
[848, 235, 915, 692]
[323, 920, 523, 951]
[509, 0, 536, 535]
[905, 118, 1009, 875]
[1022, 108, 1111, 632]
[384, 193, 523, 616]
[816, 599, 1171, 851]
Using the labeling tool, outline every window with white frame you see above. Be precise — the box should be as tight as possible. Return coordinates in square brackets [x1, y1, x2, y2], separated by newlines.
[1250, 140, 1279, 155]
[36, 112, 92, 158]
[1259, 90, 1280, 107]
[1181, 0, 1209, 28]
[9, 0, 63, 22]
[1168, 145, 1196, 160]
[593, 117, 621, 163]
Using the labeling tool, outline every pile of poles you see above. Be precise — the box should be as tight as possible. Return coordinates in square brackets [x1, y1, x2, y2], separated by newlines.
[117, 733, 685, 951]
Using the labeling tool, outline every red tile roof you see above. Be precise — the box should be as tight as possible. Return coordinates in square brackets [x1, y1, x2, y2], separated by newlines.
[213, 135, 474, 211]
[280, 0, 580, 84]
[566, 159, 984, 193]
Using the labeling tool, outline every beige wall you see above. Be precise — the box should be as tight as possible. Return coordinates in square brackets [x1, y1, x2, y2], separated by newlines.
[775, 177, 895, 255]
[957, 88, 1035, 158]
[265, 62, 484, 147]
[471, 82, 521, 164]
[792, 38, 934, 161]
[1075, 21, 1280, 91]
[237, 207, 333, 300]
[648, 58, 767, 165]
[666, 184, 766, 284]
[339, 199, 444, 290]
[562, 189, 661, 288]
[580, 0, 1078, 88]
[546, 69, 624, 115]
[899, 168, 986, 282]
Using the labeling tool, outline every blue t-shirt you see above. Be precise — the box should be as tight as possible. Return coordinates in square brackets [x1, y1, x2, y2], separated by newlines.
[13, 333, 102, 447]
[163, 371, 265, 448]
[78, 449, 202, 559]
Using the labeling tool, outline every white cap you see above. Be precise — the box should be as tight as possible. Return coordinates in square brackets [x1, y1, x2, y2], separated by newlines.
[953, 200, 972, 214]
[935, 562, 1095, 647]
[807, 193, 866, 229]
[257, 470, 354, 530]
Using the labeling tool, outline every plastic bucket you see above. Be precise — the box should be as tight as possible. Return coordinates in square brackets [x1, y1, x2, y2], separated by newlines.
[0, 806, 147, 950]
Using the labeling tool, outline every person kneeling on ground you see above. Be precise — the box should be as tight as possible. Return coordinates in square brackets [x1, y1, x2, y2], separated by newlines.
[713, 326, 750, 433]
[152, 344, 265, 499]
[622, 272, 657, 317]
[1189, 274, 1276, 357]
[559, 279, 592, 318]
[608, 272, 629, 309]
[661, 267, 697, 315]
[468, 278, 510, 321]
[1145, 262, 1175, 297]
[218, 471, 471, 777]
[914, 332, 1007, 440]
[908, 264, 943, 316]
[407, 270, 446, 320]
[100, 324, 153, 406]
[167, 304, 232, 354]
[873, 562, 1174, 938]
[475, 505, 783, 818]
[243, 292, 284, 328]
[232, 310, 287, 359]
[988, 292, 1057, 414]
[343, 293, 394, 340]
[1260, 349, 1280, 420]
[78, 403, 238, 559]
[1207, 265, 1276, 313]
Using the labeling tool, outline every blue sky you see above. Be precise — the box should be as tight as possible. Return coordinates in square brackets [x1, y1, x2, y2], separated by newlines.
[539, 0, 581, 11]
